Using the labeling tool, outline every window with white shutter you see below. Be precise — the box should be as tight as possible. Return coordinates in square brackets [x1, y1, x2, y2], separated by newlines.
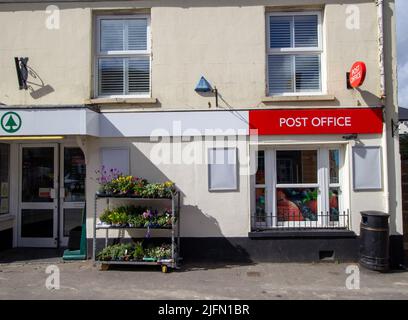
[267, 12, 323, 95]
[96, 15, 151, 97]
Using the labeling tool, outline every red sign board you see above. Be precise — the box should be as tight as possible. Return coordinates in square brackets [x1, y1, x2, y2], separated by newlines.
[349, 61, 367, 88]
[249, 108, 383, 135]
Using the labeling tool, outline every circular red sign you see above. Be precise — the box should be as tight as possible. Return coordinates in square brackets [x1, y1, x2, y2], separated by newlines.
[349, 61, 367, 88]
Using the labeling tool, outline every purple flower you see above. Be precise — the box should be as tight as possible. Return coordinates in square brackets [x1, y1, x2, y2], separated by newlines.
[143, 210, 151, 219]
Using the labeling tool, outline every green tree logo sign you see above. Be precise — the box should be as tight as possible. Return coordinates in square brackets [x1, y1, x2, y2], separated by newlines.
[1, 112, 22, 133]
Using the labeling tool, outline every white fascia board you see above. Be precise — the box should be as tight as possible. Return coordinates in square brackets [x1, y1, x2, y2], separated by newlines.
[99, 111, 250, 138]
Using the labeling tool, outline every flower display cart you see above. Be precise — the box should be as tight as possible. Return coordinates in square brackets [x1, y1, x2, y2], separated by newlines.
[92, 191, 181, 273]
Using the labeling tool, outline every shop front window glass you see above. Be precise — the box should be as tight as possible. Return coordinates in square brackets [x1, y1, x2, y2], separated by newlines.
[64, 148, 86, 202]
[276, 150, 318, 223]
[276, 150, 317, 184]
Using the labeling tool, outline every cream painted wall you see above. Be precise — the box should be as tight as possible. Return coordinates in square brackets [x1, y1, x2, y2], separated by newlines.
[85, 137, 250, 238]
[0, 1, 384, 109]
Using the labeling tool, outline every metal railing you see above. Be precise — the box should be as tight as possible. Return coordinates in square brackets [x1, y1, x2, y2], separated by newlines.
[251, 210, 350, 231]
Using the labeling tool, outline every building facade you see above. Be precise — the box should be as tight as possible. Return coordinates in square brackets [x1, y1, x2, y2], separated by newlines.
[0, 0, 404, 264]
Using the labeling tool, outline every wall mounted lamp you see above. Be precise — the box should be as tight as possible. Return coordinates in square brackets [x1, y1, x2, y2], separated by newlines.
[195, 76, 219, 108]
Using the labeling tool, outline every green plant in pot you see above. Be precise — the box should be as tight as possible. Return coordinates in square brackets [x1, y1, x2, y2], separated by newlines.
[133, 242, 144, 261]
[127, 214, 145, 228]
[99, 209, 112, 225]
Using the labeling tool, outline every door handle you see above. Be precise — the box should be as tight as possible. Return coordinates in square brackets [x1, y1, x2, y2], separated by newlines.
[50, 188, 56, 199]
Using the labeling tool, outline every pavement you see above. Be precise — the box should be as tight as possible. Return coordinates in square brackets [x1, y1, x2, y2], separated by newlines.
[0, 254, 408, 299]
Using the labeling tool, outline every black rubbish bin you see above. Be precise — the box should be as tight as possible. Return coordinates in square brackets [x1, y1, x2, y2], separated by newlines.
[359, 211, 390, 272]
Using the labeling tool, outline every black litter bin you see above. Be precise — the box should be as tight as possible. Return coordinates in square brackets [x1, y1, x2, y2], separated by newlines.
[359, 211, 390, 271]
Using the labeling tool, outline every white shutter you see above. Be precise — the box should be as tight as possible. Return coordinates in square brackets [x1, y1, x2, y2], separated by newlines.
[269, 16, 292, 48]
[268, 55, 293, 94]
[295, 55, 321, 92]
[128, 57, 150, 94]
[294, 15, 318, 48]
[97, 16, 150, 96]
[99, 58, 125, 95]
[127, 19, 148, 51]
[100, 20, 124, 52]
[267, 13, 321, 94]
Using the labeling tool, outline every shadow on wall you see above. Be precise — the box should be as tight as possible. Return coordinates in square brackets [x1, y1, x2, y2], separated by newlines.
[107, 143, 255, 268]
[26, 65, 54, 99]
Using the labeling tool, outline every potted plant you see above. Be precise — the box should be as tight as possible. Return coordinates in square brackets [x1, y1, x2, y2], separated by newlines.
[133, 178, 148, 197]
[133, 242, 144, 261]
[98, 209, 112, 227]
[95, 166, 122, 196]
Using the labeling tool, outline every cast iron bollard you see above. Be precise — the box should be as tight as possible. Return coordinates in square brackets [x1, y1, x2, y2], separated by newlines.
[359, 211, 390, 272]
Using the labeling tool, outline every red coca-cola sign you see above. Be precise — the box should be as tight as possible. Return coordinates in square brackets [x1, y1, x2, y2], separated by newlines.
[249, 108, 383, 135]
[349, 61, 367, 88]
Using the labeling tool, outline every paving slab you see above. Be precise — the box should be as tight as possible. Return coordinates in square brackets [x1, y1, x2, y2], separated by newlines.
[0, 259, 407, 300]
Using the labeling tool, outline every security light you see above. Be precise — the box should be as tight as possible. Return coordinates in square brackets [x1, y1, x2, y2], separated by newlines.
[195, 76, 219, 107]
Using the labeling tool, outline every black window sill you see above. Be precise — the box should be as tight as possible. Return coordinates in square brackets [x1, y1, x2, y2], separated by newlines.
[249, 229, 357, 239]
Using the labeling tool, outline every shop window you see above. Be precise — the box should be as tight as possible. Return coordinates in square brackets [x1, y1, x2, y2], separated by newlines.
[276, 150, 319, 223]
[64, 148, 86, 202]
[267, 12, 323, 95]
[253, 147, 347, 229]
[95, 15, 151, 97]
[0, 144, 9, 215]
[208, 148, 238, 191]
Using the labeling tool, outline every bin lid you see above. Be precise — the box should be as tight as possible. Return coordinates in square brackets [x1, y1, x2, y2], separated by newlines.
[361, 211, 390, 217]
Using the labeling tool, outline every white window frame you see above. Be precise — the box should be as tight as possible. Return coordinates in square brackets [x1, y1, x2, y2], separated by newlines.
[266, 11, 325, 96]
[94, 14, 152, 98]
[253, 145, 346, 229]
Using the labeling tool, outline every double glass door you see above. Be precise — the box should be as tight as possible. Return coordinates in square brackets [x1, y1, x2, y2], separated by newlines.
[18, 144, 85, 248]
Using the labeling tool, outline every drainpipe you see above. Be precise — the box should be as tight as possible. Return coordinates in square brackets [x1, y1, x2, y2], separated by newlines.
[376, 0, 390, 214]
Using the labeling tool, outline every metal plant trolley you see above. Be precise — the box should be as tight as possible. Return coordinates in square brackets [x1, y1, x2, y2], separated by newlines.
[92, 191, 181, 273]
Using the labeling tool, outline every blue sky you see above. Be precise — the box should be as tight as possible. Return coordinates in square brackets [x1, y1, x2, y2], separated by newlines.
[397, 0, 408, 108]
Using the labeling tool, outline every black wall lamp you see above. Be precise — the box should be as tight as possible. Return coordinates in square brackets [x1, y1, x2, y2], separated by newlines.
[195, 76, 219, 108]
[15, 57, 29, 90]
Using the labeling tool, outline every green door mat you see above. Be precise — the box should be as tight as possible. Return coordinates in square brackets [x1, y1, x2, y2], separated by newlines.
[63, 207, 87, 261]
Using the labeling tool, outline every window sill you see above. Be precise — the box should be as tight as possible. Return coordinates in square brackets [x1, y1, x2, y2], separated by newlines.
[262, 94, 336, 103]
[85, 97, 158, 105]
[248, 229, 356, 239]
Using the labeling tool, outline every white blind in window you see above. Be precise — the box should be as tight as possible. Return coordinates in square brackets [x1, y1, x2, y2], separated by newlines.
[269, 15, 319, 49]
[99, 58, 124, 95]
[268, 55, 320, 94]
[98, 17, 150, 96]
[100, 18, 148, 52]
[268, 55, 293, 94]
[128, 58, 150, 94]
[269, 16, 292, 48]
[268, 13, 321, 94]
[295, 55, 321, 92]
[294, 15, 318, 48]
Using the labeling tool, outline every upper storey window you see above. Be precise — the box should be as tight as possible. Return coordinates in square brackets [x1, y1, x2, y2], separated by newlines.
[267, 12, 323, 95]
[95, 15, 151, 97]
